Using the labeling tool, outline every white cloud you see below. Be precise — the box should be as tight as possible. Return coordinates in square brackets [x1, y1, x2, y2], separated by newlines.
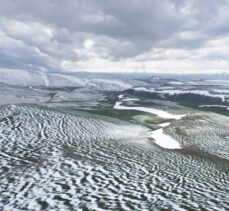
[1, 18, 53, 44]
[83, 39, 94, 49]
[62, 34, 229, 74]
[0, 0, 229, 73]
[178, 31, 206, 40]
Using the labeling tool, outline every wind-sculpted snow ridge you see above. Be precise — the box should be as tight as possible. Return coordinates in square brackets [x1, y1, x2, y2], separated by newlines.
[0, 105, 228, 210]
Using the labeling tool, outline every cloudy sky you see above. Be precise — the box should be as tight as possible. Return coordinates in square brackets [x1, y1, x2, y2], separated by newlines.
[1, 0, 229, 73]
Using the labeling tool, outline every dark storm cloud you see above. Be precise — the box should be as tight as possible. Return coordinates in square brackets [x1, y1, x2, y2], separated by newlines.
[0, 0, 229, 72]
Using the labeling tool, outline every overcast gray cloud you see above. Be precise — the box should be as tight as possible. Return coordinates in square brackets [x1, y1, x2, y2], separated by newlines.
[0, 0, 229, 73]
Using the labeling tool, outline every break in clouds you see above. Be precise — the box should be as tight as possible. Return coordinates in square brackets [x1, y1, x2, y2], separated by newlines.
[0, 0, 229, 73]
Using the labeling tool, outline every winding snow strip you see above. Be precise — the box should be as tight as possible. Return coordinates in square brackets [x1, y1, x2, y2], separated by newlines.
[167, 81, 184, 85]
[114, 102, 185, 120]
[213, 89, 229, 94]
[114, 100, 185, 149]
[149, 128, 181, 149]
[199, 105, 229, 110]
[150, 122, 181, 149]
[118, 94, 139, 101]
[134, 87, 155, 92]
[158, 122, 171, 127]
[122, 98, 139, 101]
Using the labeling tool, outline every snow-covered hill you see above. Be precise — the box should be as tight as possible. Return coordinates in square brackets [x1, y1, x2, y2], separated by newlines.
[0, 68, 135, 91]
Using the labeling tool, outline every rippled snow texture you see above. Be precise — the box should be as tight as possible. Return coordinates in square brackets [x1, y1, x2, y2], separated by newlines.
[0, 105, 229, 210]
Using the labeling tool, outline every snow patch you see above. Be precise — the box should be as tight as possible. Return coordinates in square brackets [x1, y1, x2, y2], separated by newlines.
[158, 122, 171, 127]
[154, 89, 225, 102]
[149, 127, 181, 149]
[118, 94, 124, 99]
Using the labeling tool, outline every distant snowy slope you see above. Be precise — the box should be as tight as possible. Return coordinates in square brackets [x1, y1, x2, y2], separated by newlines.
[91, 79, 132, 90]
[0, 68, 45, 86]
[0, 68, 133, 91]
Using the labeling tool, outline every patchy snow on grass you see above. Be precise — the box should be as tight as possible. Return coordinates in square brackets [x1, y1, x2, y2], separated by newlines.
[155, 90, 226, 102]
[133, 86, 226, 102]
